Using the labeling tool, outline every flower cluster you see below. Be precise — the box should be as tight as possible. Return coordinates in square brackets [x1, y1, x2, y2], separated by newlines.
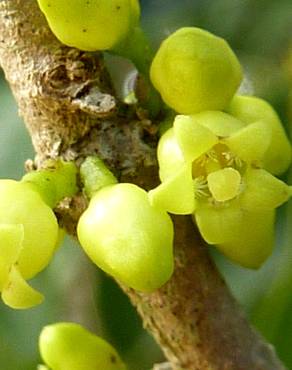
[1, 3, 291, 369]
[1, 4, 290, 314]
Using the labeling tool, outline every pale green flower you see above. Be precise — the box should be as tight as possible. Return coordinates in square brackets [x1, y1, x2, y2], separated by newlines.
[0, 180, 59, 309]
[149, 110, 292, 268]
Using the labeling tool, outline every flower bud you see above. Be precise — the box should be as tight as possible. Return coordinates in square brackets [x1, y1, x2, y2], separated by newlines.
[0, 180, 59, 308]
[37, 0, 139, 51]
[129, 0, 140, 27]
[77, 183, 174, 292]
[39, 322, 127, 370]
[150, 27, 242, 114]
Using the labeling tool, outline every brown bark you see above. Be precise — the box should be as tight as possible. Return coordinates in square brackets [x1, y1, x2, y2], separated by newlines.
[0, 1, 285, 369]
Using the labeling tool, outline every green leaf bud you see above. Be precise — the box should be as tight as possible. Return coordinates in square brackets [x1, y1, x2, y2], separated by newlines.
[227, 95, 292, 175]
[37, 0, 139, 51]
[77, 183, 174, 292]
[39, 322, 127, 370]
[150, 27, 242, 114]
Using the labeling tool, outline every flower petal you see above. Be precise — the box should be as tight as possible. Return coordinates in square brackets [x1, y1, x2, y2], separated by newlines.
[0, 224, 24, 290]
[207, 168, 241, 202]
[240, 168, 292, 210]
[191, 111, 244, 137]
[149, 164, 195, 215]
[223, 120, 272, 164]
[227, 95, 292, 175]
[195, 200, 242, 245]
[217, 209, 275, 269]
[174, 115, 218, 162]
[2, 266, 43, 309]
[195, 188, 276, 269]
[157, 128, 185, 181]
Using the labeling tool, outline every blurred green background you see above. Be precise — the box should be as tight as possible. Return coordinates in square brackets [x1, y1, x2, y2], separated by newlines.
[0, 0, 292, 368]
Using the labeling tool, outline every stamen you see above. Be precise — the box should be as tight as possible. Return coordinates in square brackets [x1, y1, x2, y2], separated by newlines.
[193, 176, 209, 199]
[195, 154, 208, 167]
[206, 149, 219, 162]
[222, 151, 243, 169]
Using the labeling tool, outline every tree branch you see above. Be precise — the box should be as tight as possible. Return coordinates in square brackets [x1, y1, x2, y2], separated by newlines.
[0, 1, 286, 369]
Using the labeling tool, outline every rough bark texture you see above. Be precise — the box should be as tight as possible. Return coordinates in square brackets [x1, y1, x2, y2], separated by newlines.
[0, 1, 286, 369]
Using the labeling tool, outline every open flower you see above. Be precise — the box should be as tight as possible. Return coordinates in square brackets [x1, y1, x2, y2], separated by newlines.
[149, 105, 292, 268]
[0, 180, 59, 309]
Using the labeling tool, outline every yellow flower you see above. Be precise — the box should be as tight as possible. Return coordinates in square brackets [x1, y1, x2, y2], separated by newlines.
[0, 180, 59, 309]
[149, 110, 292, 268]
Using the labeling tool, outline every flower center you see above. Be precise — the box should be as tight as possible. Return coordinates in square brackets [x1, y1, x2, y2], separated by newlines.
[192, 143, 245, 202]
